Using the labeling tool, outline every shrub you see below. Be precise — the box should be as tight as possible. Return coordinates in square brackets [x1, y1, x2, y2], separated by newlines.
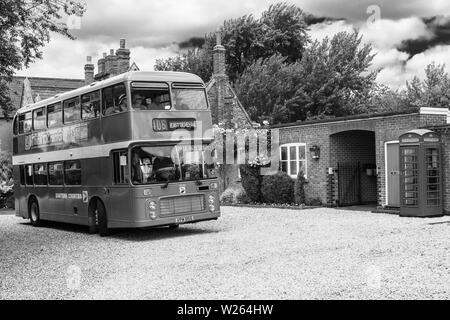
[220, 185, 249, 205]
[239, 164, 262, 203]
[0, 152, 13, 209]
[261, 172, 294, 204]
[294, 171, 306, 205]
[306, 198, 323, 207]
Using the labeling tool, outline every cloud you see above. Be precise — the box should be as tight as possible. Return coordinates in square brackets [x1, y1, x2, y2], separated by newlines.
[359, 17, 432, 50]
[397, 15, 450, 57]
[14, 0, 450, 91]
[15, 35, 177, 79]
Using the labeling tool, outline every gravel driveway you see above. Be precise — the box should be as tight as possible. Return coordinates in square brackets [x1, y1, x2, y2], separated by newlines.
[0, 207, 449, 300]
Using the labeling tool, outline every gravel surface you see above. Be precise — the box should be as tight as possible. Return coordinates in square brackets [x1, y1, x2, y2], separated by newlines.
[0, 207, 449, 300]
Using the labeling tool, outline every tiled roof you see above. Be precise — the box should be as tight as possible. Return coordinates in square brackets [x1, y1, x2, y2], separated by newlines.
[1, 76, 84, 118]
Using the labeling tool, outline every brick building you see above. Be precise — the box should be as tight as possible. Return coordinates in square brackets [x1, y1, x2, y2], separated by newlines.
[273, 108, 450, 215]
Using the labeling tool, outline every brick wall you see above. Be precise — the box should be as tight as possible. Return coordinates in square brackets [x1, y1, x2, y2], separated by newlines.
[279, 124, 330, 204]
[330, 131, 377, 204]
[278, 112, 448, 207]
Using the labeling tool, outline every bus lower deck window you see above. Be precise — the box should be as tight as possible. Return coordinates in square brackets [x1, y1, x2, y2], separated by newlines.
[48, 162, 64, 185]
[65, 161, 81, 185]
[113, 151, 129, 184]
[19, 166, 25, 185]
[25, 165, 34, 185]
[34, 164, 48, 186]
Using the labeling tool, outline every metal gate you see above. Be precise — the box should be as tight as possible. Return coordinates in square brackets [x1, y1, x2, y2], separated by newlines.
[338, 162, 361, 206]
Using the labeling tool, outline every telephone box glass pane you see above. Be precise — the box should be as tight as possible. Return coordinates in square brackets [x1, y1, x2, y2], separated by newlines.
[402, 148, 419, 206]
[425, 148, 440, 206]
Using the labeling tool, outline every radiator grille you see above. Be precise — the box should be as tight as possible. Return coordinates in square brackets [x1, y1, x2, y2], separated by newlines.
[159, 195, 205, 216]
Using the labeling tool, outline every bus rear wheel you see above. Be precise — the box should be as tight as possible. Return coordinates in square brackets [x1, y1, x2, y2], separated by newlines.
[29, 199, 41, 227]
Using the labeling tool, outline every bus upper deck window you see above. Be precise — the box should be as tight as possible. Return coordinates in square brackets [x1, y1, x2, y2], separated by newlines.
[103, 83, 127, 116]
[81, 91, 101, 119]
[47, 103, 62, 128]
[18, 112, 32, 134]
[131, 82, 171, 111]
[33, 108, 46, 131]
[64, 97, 81, 123]
[172, 87, 208, 110]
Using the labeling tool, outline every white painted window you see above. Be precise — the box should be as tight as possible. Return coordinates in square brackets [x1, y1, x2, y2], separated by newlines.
[280, 143, 307, 178]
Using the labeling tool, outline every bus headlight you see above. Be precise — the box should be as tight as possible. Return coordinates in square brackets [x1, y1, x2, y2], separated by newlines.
[148, 201, 157, 220]
[209, 204, 215, 212]
[148, 201, 157, 210]
[210, 182, 218, 190]
[208, 195, 215, 204]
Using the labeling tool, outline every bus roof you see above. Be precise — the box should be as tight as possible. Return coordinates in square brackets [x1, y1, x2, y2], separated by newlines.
[16, 71, 205, 114]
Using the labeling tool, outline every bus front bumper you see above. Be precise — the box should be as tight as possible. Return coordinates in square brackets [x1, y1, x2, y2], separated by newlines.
[107, 210, 221, 229]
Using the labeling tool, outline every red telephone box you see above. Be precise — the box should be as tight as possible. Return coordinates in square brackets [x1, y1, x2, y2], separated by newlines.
[399, 129, 443, 217]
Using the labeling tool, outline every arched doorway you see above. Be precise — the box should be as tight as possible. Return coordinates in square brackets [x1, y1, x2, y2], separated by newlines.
[330, 130, 377, 206]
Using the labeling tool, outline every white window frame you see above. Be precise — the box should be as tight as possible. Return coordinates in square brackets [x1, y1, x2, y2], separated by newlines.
[280, 143, 307, 179]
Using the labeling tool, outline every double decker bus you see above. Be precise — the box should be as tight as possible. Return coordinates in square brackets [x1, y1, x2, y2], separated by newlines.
[12, 71, 221, 236]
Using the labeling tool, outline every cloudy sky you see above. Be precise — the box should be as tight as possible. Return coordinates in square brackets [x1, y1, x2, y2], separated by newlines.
[16, 0, 450, 89]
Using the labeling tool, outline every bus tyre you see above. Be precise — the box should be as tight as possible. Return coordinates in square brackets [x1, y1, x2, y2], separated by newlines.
[29, 200, 41, 227]
[97, 201, 109, 237]
[88, 205, 98, 235]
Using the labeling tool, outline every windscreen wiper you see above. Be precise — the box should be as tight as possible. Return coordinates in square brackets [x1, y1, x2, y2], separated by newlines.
[161, 180, 170, 189]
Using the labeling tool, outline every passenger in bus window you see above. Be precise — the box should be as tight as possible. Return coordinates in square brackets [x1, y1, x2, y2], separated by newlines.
[132, 151, 152, 184]
[132, 94, 147, 110]
[105, 94, 127, 115]
[146, 97, 161, 110]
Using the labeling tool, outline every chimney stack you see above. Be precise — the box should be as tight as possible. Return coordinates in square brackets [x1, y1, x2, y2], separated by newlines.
[97, 52, 106, 77]
[84, 56, 95, 85]
[213, 31, 226, 76]
[116, 38, 131, 74]
[211, 30, 229, 127]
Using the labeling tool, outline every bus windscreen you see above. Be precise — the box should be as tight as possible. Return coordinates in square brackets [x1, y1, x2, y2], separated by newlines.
[131, 145, 217, 185]
[172, 88, 208, 110]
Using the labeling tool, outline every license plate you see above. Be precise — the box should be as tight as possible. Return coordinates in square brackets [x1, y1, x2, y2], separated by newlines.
[175, 216, 195, 224]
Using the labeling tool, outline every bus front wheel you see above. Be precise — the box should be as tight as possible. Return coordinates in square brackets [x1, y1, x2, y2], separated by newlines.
[96, 200, 109, 237]
[29, 199, 41, 227]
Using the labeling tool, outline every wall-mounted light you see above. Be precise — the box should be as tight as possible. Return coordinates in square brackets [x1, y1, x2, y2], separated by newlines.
[310, 145, 321, 160]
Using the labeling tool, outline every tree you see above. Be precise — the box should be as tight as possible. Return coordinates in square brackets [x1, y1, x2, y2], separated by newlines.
[234, 54, 296, 123]
[0, 0, 86, 117]
[155, 2, 310, 83]
[293, 31, 377, 120]
[405, 62, 450, 108]
[350, 83, 412, 114]
[154, 48, 213, 83]
[235, 31, 379, 123]
[259, 3, 309, 63]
